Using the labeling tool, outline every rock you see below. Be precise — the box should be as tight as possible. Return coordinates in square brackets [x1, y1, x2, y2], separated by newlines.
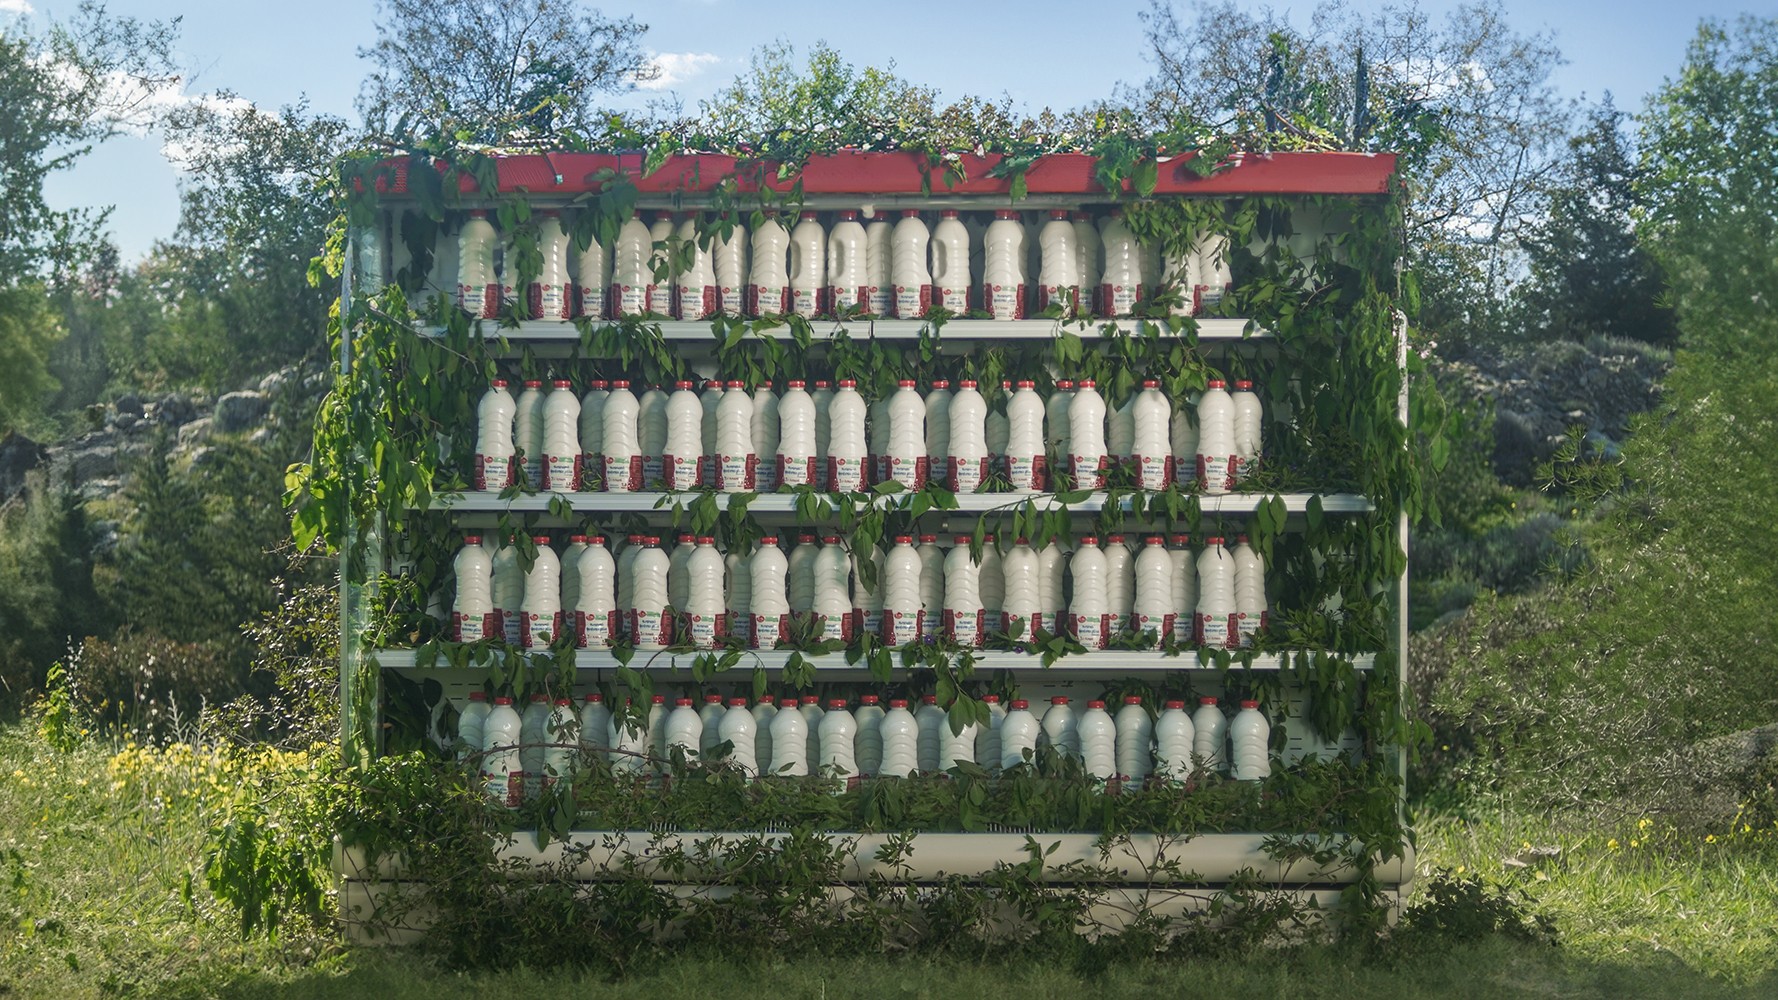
[115, 393, 143, 417]
[258, 365, 298, 395]
[113, 413, 140, 431]
[1669, 724, 1778, 821]
[0, 431, 48, 501]
[213, 390, 269, 433]
[154, 393, 197, 427]
[177, 417, 212, 449]
[78, 477, 123, 503]
[65, 444, 119, 483]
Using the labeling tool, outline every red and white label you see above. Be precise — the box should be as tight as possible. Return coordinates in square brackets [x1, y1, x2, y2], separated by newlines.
[754, 459, 779, 492]
[543, 453, 580, 492]
[1006, 454, 1045, 491]
[827, 455, 865, 493]
[1134, 453, 1170, 491]
[475, 454, 513, 492]
[1071, 454, 1108, 489]
[615, 284, 651, 316]
[948, 456, 988, 494]
[751, 612, 788, 649]
[1198, 612, 1237, 649]
[818, 612, 853, 644]
[603, 455, 643, 492]
[778, 454, 816, 488]
[663, 453, 696, 491]
[678, 284, 717, 321]
[895, 284, 931, 319]
[1136, 612, 1176, 641]
[717, 453, 756, 491]
[687, 612, 720, 648]
[791, 286, 821, 316]
[987, 283, 1026, 320]
[630, 608, 672, 647]
[1101, 282, 1141, 317]
[747, 284, 787, 316]
[459, 283, 500, 319]
[576, 609, 617, 648]
[885, 456, 927, 490]
[1072, 612, 1109, 650]
[575, 283, 605, 320]
[521, 610, 563, 649]
[885, 609, 922, 647]
[452, 611, 497, 644]
[946, 608, 985, 648]
[1197, 454, 1235, 492]
[530, 282, 570, 320]
[498, 609, 523, 645]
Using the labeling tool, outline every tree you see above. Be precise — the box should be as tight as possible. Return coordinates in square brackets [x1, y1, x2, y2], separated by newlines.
[1517, 99, 1676, 345]
[696, 40, 938, 141]
[356, 0, 654, 146]
[1128, 0, 1571, 343]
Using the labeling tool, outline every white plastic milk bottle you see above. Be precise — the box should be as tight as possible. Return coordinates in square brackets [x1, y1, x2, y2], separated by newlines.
[529, 211, 572, 320]
[1232, 534, 1268, 647]
[880, 699, 918, 777]
[814, 539, 854, 642]
[1069, 379, 1108, 489]
[669, 533, 695, 618]
[1230, 700, 1270, 780]
[1134, 535, 1175, 642]
[1105, 534, 1135, 635]
[630, 539, 672, 649]
[698, 380, 723, 484]
[1006, 380, 1045, 491]
[891, 210, 932, 318]
[1154, 700, 1194, 777]
[1001, 538, 1041, 642]
[865, 213, 892, 316]
[1047, 379, 1074, 462]
[519, 693, 550, 798]
[1039, 542, 1066, 637]
[453, 535, 495, 642]
[826, 379, 867, 493]
[941, 707, 977, 773]
[673, 214, 716, 320]
[601, 380, 642, 492]
[543, 698, 577, 791]
[886, 379, 927, 489]
[714, 215, 748, 317]
[664, 697, 702, 764]
[1192, 233, 1233, 314]
[457, 210, 499, 319]
[1132, 379, 1171, 490]
[457, 690, 490, 765]
[788, 533, 819, 618]
[520, 536, 561, 649]
[818, 699, 857, 777]
[788, 211, 826, 317]
[751, 383, 780, 491]
[716, 380, 756, 491]
[854, 694, 885, 776]
[1038, 209, 1080, 315]
[826, 209, 868, 313]
[751, 695, 777, 774]
[491, 538, 525, 644]
[1231, 379, 1262, 484]
[948, 379, 988, 493]
[750, 536, 789, 648]
[931, 210, 971, 313]
[1170, 534, 1197, 644]
[612, 210, 655, 317]
[1069, 537, 1109, 650]
[514, 380, 545, 488]
[699, 693, 726, 757]
[1042, 696, 1081, 760]
[917, 534, 945, 643]
[776, 381, 816, 488]
[799, 695, 825, 767]
[1078, 700, 1117, 779]
[725, 546, 751, 642]
[748, 211, 788, 316]
[475, 379, 516, 491]
[1098, 209, 1142, 317]
[854, 544, 884, 638]
[1192, 696, 1228, 772]
[974, 694, 1005, 767]
[542, 379, 581, 491]
[606, 700, 645, 774]
[576, 535, 617, 647]
[1072, 211, 1101, 315]
[578, 380, 608, 487]
[1000, 699, 1040, 769]
[944, 536, 984, 647]
[915, 695, 946, 773]
[662, 380, 701, 491]
[575, 225, 609, 320]
[1115, 696, 1153, 784]
[923, 379, 952, 480]
[686, 537, 725, 648]
[1170, 403, 1198, 490]
[769, 702, 813, 775]
[579, 693, 611, 758]
[1197, 536, 1237, 649]
[719, 698, 758, 776]
[480, 696, 523, 807]
[1197, 379, 1236, 495]
[978, 536, 1004, 628]
[983, 209, 1026, 320]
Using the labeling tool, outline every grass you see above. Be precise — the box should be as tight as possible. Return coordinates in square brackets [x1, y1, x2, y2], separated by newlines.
[1, 718, 1774, 998]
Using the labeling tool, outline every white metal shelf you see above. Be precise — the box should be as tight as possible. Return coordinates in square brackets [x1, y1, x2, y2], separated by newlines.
[371, 647, 1374, 677]
[422, 316, 1265, 343]
[424, 490, 1373, 517]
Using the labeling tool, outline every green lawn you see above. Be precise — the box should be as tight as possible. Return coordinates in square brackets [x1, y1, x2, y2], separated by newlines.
[1, 721, 1773, 999]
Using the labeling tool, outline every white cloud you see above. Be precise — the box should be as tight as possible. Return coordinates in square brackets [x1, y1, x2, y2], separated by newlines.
[37, 56, 253, 168]
[0, 0, 36, 15]
[637, 51, 720, 92]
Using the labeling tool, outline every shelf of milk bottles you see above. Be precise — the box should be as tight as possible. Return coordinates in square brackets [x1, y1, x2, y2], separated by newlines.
[420, 316, 1266, 344]
[426, 490, 1373, 517]
[370, 647, 1375, 678]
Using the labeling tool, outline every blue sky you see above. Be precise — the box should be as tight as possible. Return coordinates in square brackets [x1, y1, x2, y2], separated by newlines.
[11, 0, 1762, 263]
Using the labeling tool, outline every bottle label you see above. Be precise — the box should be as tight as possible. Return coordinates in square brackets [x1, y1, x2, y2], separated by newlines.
[1196, 283, 1227, 313]
[1006, 455, 1045, 491]
[475, 453, 513, 492]
[885, 609, 922, 646]
[791, 286, 820, 317]
[1172, 614, 1193, 643]
[1070, 454, 1107, 489]
[1038, 284, 1078, 317]
[519, 456, 542, 490]
[631, 608, 672, 647]
[452, 611, 495, 644]
[946, 608, 983, 648]
[750, 612, 788, 649]
[830, 285, 867, 313]
[1134, 453, 1169, 491]
[498, 609, 523, 645]
[920, 607, 940, 642]
[1136, 612, 1176, 640]
[1197, 454, 1234, 492]
[935, 284, 971, 312]
[868, 285, 891, 316]
[948, 456, 987, 493]
[1102, 282, 1139, 317]
[717, 452, 756, 491]
[1234, 453, 1259, 484]
[1171, 456, 1194, 490]
[777, 454, 816, 488]
[1072, 613, 1106, 649]
[677, 284, 717, 321]
[1199, 612, 1234, 649]
[574, 283, 605, 320]
[522, 610, 563, 649]
[818, 613, 852, 643]
[987, 283, 1025, 320]
[616, 284, 649, 316]
[530, 282, 569, 320]
[663, 453, 696, 491]
[827, 456, 865, 493]
[544, 453, 580, 492]
[482, 770, 521, 808]
[748, 284, 787, 316]
[885, 455, 927, 490]
[894, 284, 931, 319]
[603, 455, 643, 492]
[576, 609, 616, 647]
[860, 608, 882, 638]
[687, 612, 719, 648]
[754, 459, 779, 491]
[459, 283, 500, 319]
[642, 455, 664, 489]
